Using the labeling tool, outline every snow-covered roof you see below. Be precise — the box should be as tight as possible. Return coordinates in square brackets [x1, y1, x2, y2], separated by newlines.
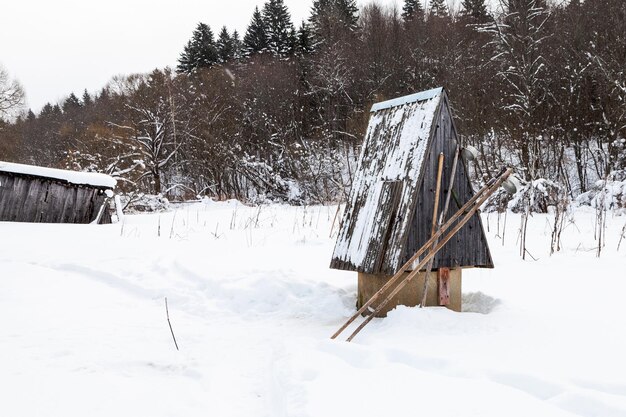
[370, 87, 444, 113]
[0, 161, 116, 189]
[331, 88, 443, 274]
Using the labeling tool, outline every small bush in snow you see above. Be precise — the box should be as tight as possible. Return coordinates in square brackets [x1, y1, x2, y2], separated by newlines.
[484, 178, 568, 214]
[118, 193, 171, 213]
[576, 170, 626, 211]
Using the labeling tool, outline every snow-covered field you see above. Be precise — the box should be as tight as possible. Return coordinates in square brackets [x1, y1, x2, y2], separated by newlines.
[1, 201, 625, 417]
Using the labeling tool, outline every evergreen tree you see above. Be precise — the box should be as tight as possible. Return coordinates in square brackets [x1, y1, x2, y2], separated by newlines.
[402, 0, 424, 22]
[62, 93, 82, 113]
[177, 23, 219, 74]
[177, 40, 194, 72]
[429, 0, 449, 18]
[262, 0, 295, 56]
[216, 26, 235, 63]
[336, 0, 359, 28]
[310, 0, 359, 46]
[244, 7, 268, 55]
[310, 0, 331, 40]
[461, 0, 488, 21]
[97, 87, 110, 102]
[296, 21, 313, 55]
[39, 103, 54, 118]
[289, 27, 299, 55]
[231, 30, 243, 60]
[82, 89, 93, 106]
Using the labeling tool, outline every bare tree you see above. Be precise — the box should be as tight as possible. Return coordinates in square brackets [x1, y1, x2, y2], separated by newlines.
[480, 0, 552, 181]
[0, 65, 25, 119]
[585, 0, 626, 175]
[113, 70, 188, 194]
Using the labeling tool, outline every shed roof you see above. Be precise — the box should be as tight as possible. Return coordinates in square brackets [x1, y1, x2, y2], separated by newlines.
[331, 89, 443, 273]
[0, 161, 116, 189]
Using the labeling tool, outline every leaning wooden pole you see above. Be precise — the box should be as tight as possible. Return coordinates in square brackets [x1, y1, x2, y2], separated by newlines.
[345, 168, 512, 342]
[431, 153, 445, 235]
[419, 153, 445, 307]
[329, 168, 507, 340]
[440, 145, 460, 225]
[420, 146, 460, 307]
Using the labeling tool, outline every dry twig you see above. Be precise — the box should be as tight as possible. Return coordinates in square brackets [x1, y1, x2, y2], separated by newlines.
[165, 297, 179, 351]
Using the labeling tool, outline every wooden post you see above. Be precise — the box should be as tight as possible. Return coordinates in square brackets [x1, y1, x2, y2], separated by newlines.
[438, 267, 450, 306]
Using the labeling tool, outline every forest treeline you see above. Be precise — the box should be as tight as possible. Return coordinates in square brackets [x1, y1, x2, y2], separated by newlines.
[0, 0, 624, 203]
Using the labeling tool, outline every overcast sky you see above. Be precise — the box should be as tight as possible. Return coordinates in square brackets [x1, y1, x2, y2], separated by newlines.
[1, 0, 475, 111]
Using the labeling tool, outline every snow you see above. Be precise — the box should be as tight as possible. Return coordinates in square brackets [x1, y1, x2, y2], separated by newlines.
[0, 160, 116, 188]
[576, 173, 626, 212]
[1, 201, 625, 417]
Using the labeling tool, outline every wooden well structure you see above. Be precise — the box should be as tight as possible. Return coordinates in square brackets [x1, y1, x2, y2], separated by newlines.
[0, 161, 116, 224]
[330, 87, 493, 315]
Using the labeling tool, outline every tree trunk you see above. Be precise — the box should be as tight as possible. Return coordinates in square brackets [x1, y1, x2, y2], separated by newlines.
[519, 132, 531, 181]
[573, 140, 586, 193]
[153, 169, 161, 194]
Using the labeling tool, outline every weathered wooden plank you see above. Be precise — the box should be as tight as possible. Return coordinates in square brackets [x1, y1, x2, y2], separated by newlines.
[368, 180, 403, 273]
[0, 171, 112, 224]
[0, 174, 15, 217]
[31, 179, 49, 222]
[12, 176, 31, 221]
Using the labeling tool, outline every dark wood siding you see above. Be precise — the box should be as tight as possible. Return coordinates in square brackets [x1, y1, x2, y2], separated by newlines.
[0, 172, 111, 224]
[403, 97, 493, 270]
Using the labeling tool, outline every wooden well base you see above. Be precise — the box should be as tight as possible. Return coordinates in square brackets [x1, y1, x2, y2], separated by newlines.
[357, 269, 462, 317]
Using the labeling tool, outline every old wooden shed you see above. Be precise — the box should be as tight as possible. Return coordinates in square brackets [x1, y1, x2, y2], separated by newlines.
[330, 87, 492, 314]
[0, 161, 116, 224]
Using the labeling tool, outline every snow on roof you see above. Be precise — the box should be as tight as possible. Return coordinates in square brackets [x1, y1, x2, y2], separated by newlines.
[0, 161, 116, 189]
[331, 89, 443, 273]
[370, 87, 443, 113]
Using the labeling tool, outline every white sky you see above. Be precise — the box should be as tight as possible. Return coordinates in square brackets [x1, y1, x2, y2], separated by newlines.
[1, 0, 474, 111]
